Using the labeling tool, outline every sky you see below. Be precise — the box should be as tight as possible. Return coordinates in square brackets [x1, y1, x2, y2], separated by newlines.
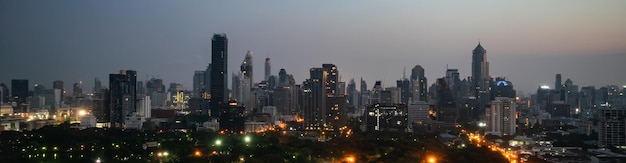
[1, 1, 625, 96]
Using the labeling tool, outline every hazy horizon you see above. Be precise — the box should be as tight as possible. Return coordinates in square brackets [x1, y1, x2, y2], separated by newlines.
[1, 1, 625, 95]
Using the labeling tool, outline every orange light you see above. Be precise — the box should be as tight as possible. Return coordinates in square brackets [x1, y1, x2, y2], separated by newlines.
[428, 157, 436, 163]
[194, 151, 201, 157]
[344, 155, 356, 163]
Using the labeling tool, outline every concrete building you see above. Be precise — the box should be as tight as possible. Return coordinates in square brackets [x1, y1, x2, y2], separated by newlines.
[598, 107, 626, 147]
[486, 97, 516, 136]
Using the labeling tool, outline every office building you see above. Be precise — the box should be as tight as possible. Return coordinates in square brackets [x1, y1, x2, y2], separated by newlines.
[265, 57, 271, 81]
[210, 33, 228, 117]
[109, 70, 137, 127]
[410, 65, 428, 103]
[11, 79, 28, 105]
[598, 108, 626, 147]
[486, 97, 516, 136]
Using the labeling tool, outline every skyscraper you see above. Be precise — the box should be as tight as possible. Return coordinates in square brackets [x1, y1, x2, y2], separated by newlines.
[471, 43, 489, 87]
[598, 108, 626, 147]
[11, 79, 28, 105]
[322, 64, 339, 96]
[109, 70, 137, 127]
[73, 81, 83, 97]
[346, 79, 359, 107]
[397, 79, 410, 104]
[555, 74, 562, 92]
[240, 51, 253, 85]
[94, 78, 102, 91]
[193, 70, 206, 97]
[303, 68, 326, 130]
[210, 33, 228, 117]
[52, 80, 64, 99]
[410, 65, 428, 102]
[265, 57, 271, 81]
[471, 43, 491, 115]
[0, 83, 9, 103]
[486, 97, 516, 136]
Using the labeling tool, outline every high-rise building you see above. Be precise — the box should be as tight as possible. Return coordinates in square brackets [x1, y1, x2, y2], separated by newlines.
[471, 43, 489, 88]
[492, 77, 516, 98]
[471, 43, 491, 117]
[204, 64, 211, 94]
[93, 88, 110, 123]
[486, 97, 516, 136]
[555, 74, 562, 92]
[109, 70, 137, 127]
[94, 78, 102, 91]
[322, 64, 339, 96]
[397, 79, 410, 104]
[73, 81, 83, 97]
[146, 78, 165, 95]
[265, 57, 271, 81]
[0, 83, 9, 103]
[52, 80, 64, 96]
[136, 81, 145, 95]
[303, 68, 326, 130]
[193, 71, 206, 97]
[34, 84, 45, 96]
[347, 79, 359, 107]
[210, 33, 228, 117]
[598, 108, 626, 147]
[240, 51, 253, 85]
[410, 65, 428, 103]
[360, 78, 370, 107]
[11, 79, 29, 105]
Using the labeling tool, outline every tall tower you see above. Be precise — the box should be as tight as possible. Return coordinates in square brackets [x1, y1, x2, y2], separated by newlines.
[240, 51, 253, 85]
[486, 97, 516, 136]
[94, 78, 102, 91]
[304, 68, 327, 130]
[109, 70, 137, 127]
[11, 79, 29, 105]
[555, 74, 562, 92]
[471, 43, 489, 88]
[472, 43, 490, 112]
[265, 57, 271, 81]
[322, 64, 339, 96]
[52, 80, 64, 99]
[210, 33, 228, 117]
[410, 65, 427, 102]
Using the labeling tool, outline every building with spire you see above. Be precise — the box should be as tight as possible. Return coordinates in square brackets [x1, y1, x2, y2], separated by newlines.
[471, 43, 491, 117]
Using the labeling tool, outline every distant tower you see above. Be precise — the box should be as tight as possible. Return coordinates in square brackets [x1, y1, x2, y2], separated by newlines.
[210, 33, 228, 117]
[265, 57, 271, 81]
[94, 78, 102, 91]
[471, 42, 490, 111]
[486, 97, 516, 136]
[472, 42, 489, 88]
[240, 51, 254, 85]
[555, 74, 562, 91]
[73, 81, 83, 97]
[109, 70, 137, 127]
[410, 65, 427, 102]
[11, 79, 29, 105]
[53, 80, 65, 98]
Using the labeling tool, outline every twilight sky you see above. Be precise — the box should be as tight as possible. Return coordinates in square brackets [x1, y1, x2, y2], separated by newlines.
[1, 1, 625, 96]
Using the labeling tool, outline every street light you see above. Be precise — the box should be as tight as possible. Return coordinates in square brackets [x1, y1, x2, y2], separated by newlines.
[426, 155, 437, 163]
[244, 135, 251, 143]
[215, 139, 222, 146]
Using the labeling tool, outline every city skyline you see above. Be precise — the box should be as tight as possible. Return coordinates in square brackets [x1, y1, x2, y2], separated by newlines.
[1, 1, 626, 94]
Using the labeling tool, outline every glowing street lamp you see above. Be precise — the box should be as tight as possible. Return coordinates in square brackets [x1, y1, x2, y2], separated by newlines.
[426, 155, 437, 163]
[215, 139, 222, 146]
[244, 136, 251, 143]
